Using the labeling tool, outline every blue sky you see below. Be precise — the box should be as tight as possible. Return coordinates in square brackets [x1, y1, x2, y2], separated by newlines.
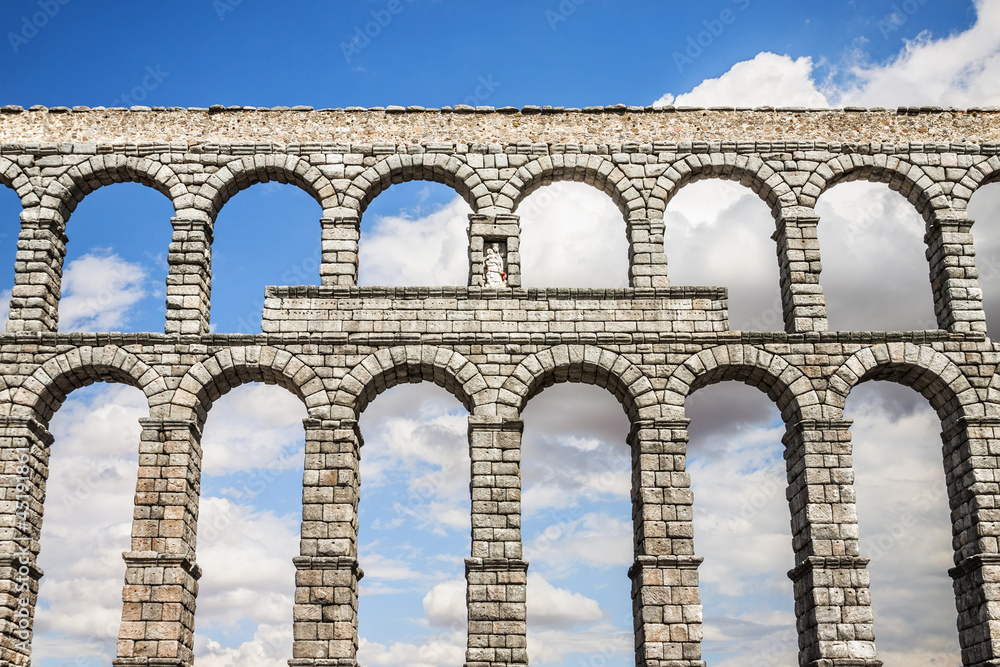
[3, 1, 1000, 666]
[2, 0, 980, 108]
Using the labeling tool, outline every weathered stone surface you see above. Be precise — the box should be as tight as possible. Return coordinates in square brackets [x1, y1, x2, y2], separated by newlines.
[1, 108, 999, 667]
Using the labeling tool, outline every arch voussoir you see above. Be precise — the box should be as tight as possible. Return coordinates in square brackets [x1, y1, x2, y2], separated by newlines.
[667, 345, 821, 422]
[335, 345, 487, 417]
[831, 343, 978, 423]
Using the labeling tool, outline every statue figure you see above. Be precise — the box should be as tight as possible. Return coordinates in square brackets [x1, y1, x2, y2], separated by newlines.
[484, 242, 507, 287]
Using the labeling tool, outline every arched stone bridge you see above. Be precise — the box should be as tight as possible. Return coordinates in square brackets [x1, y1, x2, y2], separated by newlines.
[1, 105, 1000, 667]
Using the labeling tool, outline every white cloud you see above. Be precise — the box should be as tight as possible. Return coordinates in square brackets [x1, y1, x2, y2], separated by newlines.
[518, 182, 630, 287]
[526, 572, 603, 630]
[200, 383, 308, 476]
[359, 197, 472, 286]
[655, 53, 830, 108]
[31, 384, 147, 663]
[520, 384, 631, 520]
[965, 185, 1000, 332]
[849, 382, 960, 659]
[360, 550, 431, 586]
[664, 181, 783, 330]
[358, 632, 467, 667]
[193, 496, 298, 659]
[524, 513, 633, 578]
[195, 622, 292, 667]
[832, 0, 1000, 107]
[680, 384, 800, 664]
[422, 578, 466, 628]
[816, 182, 937, 330]
[655, 1, 1000, 109]
[59, 251, 148, 331]
[358, 385, 471, 538]
[527, 623, 632, 666]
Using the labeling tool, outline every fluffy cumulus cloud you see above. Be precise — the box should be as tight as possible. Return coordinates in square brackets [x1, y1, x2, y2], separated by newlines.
[30, 384, 148, 664]
[833, 0, 1000, 107]
[655, 53, 830, 108]
[59, 251, 149, 331]
[517, 182, 630, 287]
[199, 383, 309, 475]
[193, 495, 300, 667]
[849, 383, 961, 666]
[359, 196, 472, 286]
[656, 0, 1000, 109]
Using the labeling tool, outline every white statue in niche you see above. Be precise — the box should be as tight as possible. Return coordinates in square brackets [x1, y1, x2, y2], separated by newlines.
[484, 242, 507, 287]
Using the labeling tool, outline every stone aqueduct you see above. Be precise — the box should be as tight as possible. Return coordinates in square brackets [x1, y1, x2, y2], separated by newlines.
[1, 104, 1000, 667]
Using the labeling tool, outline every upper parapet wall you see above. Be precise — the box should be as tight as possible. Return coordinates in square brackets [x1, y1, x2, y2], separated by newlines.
[3, 105, 1000, 145]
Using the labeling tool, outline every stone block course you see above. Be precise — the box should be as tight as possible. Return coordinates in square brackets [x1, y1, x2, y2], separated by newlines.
[1, 108, 1000, 666]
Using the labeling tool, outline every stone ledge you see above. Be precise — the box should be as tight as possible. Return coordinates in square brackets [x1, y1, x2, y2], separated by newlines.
[0, 329, 986, 346]
[788, 555, 872, 582]
[264, 285, 730, 300]
[293, 556, 364, 581]
[465, 557, 529, 573]
[122, 551, 202, 580]
[628, 555, 704, 579]
[0, 554, 44, 580]
[948, 553, 1000, 579]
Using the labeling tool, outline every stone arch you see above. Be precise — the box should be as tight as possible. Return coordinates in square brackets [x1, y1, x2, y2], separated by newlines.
[652, 153, 795, 219]
[957, 155, 1000, 212]
[829, 343, 980, 425]
[343, 153, 486, 216]
[505, 154, 640, 219]
[197, 154, 338, 222]
[663, 345, 823, 423]
[3, 346, 168, 423]
[333, 345, 490, 417]
[0, 156, 38, 208]
[166, 345, 330, 425]
[39, 154, 185, 225]
[810, 155, 946, 222]
[500, 345, 658, 422]
[172, 346, 331, 425]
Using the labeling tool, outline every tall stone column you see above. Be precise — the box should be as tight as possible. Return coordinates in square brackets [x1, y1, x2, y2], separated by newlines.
[290, 418, 363, 667]
[320, 216, 360, 287]
[0, 417, 51, 666]
[466, 416, 527, 667]
[942, 417, 1000, 667]
[7, 215, 65, 333]
[925, 210, 986, 334]
[783, 419, 880, 667]
[468, 214, 521, 288]
[628, 419, 704, 667]
[164, 217, 212, 335]
[628, 218, 669, 288]
[115, 418, 203, 667]
[773, 207, 828, 333]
